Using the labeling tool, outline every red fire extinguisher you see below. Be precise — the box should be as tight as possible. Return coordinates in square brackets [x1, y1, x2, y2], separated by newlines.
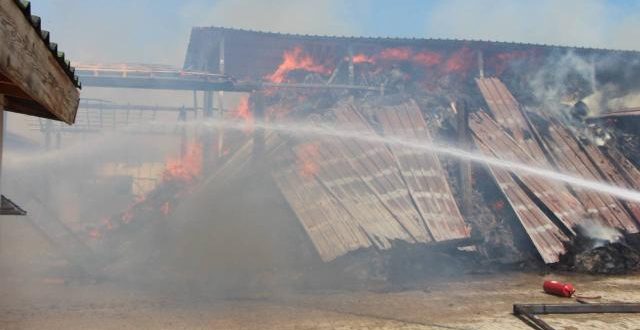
[543, 280, 575, 298]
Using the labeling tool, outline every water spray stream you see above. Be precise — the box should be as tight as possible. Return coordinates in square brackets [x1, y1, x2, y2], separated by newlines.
[204, 118, 640, 204]
[7, 118, 640, 204]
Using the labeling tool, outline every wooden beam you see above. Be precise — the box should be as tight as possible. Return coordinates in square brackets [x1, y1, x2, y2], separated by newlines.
[0, 1, 79, 123]
[0, 81, 31, 99]
[0, 72, 10, 82]
[3, 96, 58, 121]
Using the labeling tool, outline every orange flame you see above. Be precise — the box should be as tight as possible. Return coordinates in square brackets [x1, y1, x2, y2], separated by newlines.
[231, 96, 254, 133]
[379, 47, 413, 61]
[296, 143, 320, 178]
[352, 53, 375, 64]
[443, 47, 473, 74]
[353, 47, 442, 68]
[266, 46, 332, 83]
[163, 141, 203, 182]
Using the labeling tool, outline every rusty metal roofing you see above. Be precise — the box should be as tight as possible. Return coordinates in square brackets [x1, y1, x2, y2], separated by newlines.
[475, 78, 587, 233]
[535, 119, 639, 233]
[271, 101, 474, 261]
[470, 111, 570, 263]
[13, 0, 81, 88]
[184, 27, 640, 80]
[373, 100, 470, 241]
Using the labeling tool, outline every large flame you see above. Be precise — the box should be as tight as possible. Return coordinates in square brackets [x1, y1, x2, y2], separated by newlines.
[163, 141, 203, 182]
[231, 96, 254, 133]
[443, 47, 473, 74]
[296, 142, 320, 178]
[353, 47, 442, 68]
[266, 46, 332, 83]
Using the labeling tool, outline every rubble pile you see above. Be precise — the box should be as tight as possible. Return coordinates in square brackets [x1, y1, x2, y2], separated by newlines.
[559, 229, 640, 274]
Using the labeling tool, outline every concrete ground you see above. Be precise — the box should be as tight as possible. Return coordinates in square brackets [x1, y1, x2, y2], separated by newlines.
[1, 271, 639, 329]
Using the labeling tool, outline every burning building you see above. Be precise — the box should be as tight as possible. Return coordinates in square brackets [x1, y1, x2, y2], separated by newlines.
[149, 27, 637, 271]
[10, 26, 640, 286]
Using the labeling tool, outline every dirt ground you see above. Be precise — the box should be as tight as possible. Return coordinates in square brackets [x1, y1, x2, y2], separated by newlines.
[1, 271, 639, 330]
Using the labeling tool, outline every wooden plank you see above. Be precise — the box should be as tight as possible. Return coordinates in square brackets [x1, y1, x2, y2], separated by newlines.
[0, 1, 79, 123]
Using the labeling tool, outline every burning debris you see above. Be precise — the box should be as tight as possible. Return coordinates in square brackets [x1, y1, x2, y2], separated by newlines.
[558, 223, 640, 274]
[23, 28, 640, 286]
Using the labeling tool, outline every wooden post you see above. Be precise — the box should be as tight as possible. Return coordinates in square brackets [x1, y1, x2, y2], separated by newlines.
[455, 100, 472, 216]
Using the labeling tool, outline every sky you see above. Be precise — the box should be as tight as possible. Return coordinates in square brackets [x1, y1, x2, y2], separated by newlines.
[31, 0, 640, 66]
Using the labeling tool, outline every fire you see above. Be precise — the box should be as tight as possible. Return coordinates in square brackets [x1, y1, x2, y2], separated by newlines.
[444, 47, 473, 74]
[266, 46, 332, 83]
[379, 47, 413, 61]
[352, 53, 374, 64]
[231, 96, 254, 133]
[413, 51, 442, 67]
[163, 141, 203, 182]
[353, 47, 442, 68]
[296, 143, 320, 178]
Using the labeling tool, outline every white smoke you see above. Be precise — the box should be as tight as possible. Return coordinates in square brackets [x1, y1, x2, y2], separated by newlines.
[577, 220, 623, 248]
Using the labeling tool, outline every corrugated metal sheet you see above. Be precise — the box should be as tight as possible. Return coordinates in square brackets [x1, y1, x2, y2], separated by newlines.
[184, 27, 639, 79]
[332, 104, 433, 243]
[475, 78, 586, 232]
[470, 112, 569, 263]
[272, 149, 372, 261]
[271, 102, 475, 261]
[374, 100, 470, 241]
[535, 120, 639, 233]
